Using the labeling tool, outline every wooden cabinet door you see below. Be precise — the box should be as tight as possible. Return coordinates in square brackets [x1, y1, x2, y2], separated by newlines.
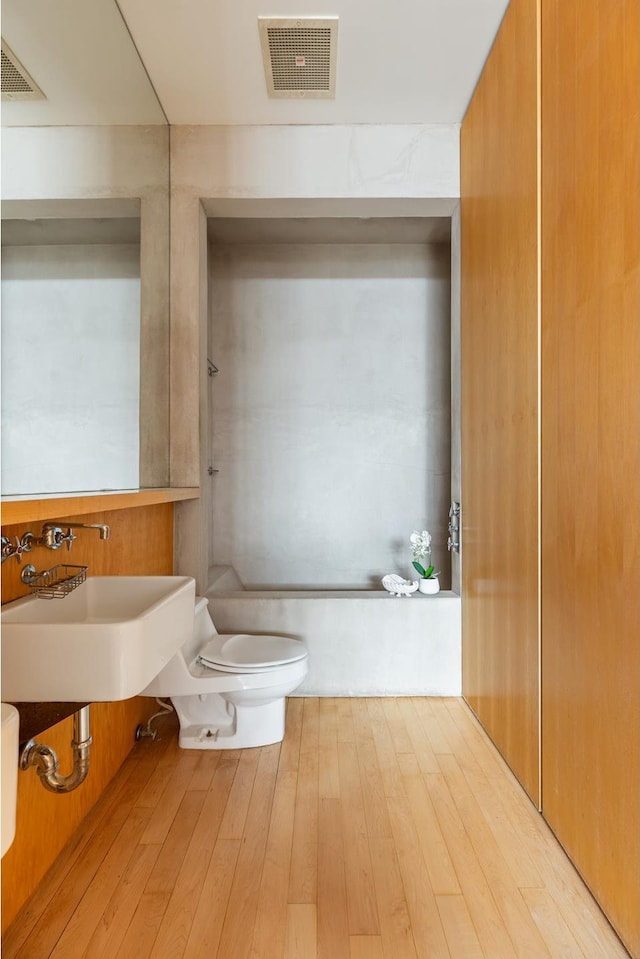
[461, 0, 540, 804]
[540, 1, 640, 954]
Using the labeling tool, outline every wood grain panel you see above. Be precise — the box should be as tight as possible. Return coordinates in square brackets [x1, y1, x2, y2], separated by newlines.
[0, 486, 198, 527]
[540, 0, 640, 954]
[1, 502, 175, 931]
[460, 0, 540, 803]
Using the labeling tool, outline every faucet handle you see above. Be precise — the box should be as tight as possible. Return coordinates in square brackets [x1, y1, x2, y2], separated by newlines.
[41, 525, 75, 550]
[60, 528, 77, 551]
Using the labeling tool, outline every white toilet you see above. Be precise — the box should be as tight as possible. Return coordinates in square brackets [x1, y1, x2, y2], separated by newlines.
[142, 596, 308, 749]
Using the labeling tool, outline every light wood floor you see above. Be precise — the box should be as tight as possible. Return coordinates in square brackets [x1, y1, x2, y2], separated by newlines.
[3, 698, 630, 959]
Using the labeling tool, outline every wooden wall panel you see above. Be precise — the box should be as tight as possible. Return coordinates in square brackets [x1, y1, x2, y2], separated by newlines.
[460, 0, 540, 803]
[540, 0, 640, 953]
[1, 502, 174, 931]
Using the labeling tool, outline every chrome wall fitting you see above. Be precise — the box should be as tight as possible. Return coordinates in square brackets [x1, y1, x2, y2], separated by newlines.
[447, 501, 461, 553]
[1, 531, 35, 564]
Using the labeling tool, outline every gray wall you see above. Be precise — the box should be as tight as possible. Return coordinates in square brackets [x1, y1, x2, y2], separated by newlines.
[209, 241, 451, 589]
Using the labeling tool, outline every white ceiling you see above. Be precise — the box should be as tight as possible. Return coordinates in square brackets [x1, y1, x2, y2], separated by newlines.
[118, 0, 510, 125]
[1, 0, 509, 127]
[1, 0, 165, 126]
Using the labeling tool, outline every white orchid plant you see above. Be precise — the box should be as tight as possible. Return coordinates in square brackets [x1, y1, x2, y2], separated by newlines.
[410, 530, 440, 580]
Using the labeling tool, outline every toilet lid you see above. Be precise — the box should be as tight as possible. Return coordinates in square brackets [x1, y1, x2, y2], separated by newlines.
[197, 633, 307, 672]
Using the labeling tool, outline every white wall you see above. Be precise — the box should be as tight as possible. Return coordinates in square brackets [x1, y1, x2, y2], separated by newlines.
[1, 244, 140, 494]
[209, 240, 451, 588]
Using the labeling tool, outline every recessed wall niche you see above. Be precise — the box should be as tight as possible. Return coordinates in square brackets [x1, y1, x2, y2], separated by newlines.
[207, 217, 452, 589]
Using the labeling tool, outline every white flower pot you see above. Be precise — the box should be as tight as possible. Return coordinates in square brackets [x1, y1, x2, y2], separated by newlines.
[418, 577, 440, 595]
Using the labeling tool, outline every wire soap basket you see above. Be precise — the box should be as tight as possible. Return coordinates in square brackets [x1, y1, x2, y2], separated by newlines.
[21, 564, 88, 599]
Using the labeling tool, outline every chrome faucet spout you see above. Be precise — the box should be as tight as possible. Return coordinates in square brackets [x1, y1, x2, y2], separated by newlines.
[41, 521, 111, 548]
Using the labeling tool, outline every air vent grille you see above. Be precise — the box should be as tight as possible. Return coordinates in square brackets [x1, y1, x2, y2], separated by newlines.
[1, 41, 45, 100]
[258, 17, 338, 99]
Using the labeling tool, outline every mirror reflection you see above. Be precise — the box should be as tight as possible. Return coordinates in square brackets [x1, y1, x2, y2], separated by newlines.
[1, 0, 169, 496]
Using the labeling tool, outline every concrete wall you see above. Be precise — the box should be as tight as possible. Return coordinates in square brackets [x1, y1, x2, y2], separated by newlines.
[1, 244, 140, 494]
[171, 123, 460, 590]
[209, 240, 451, 588]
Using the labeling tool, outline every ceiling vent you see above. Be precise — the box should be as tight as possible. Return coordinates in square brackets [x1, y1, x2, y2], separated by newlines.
[1, 41, 45, 100]
[258, 17, 338, 99]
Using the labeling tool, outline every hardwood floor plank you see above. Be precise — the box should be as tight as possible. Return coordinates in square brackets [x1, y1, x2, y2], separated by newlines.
[148, 754, 240, 959]
[317, 797, 350, 959]
[385, 796, 451, 959]
[318, 699, 340, 799]
[50, 806, 153, 959]
[437, 754, 552, 959]
[117, 790, 206, 959]
[459, 760, 544, 890]
[426, 771, 518, 959]
[336, 697, 356, 744]
[352, 699, 393, 839]
[182, 839, 241, 959]
[436, 894, 485, 959]
[2, 753, 144, 959]
[413, 698, 454, 755]
[520, 888, 586, 959]
[397, 752, 460, 896]
[215, 744, 280, 959]
[284, 904, 317, 959]
[250, 769, 298, 959]
[337, 742, 380, 935]
[82, 844, 162, 959]
[140, 753, 202, 846]
[350, 934, 384, 959]
[217, 747, 261, 840]
[396, 698, 441, 775]
[13, 774, 154, 959]
[369, 837, 418, 959]
[381, 698, 414, 755]
[288, 700, 320, 904]
[366, 699, 404, 798]
[186, 750, 221, 792]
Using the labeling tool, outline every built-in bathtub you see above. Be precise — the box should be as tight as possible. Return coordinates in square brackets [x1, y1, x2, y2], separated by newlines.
[205, 585, 461, 696]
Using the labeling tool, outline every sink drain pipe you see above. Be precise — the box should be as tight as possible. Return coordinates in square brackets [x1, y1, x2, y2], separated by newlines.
[20, 706, 92, 793]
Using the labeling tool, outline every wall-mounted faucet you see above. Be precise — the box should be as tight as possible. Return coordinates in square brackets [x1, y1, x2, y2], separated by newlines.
[2, 522, 111, 565]
[40, 522, 110, 550]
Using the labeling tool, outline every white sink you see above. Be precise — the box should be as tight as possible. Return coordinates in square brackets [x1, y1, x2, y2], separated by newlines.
[1, 576, 195, 702]
[2, 703, 19, 857]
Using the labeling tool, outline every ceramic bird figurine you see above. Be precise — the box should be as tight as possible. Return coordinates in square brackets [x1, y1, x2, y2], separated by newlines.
[381, 574, 419, 597]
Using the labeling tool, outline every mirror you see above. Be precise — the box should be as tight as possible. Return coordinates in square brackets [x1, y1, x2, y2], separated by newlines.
[1, 0, 169, 495]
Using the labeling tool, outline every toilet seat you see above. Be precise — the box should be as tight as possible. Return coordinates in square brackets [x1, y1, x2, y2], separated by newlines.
[197, 633, 307, 673]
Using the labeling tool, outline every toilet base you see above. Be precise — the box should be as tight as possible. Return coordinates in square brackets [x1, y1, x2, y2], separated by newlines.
[171, 693, 286, 750]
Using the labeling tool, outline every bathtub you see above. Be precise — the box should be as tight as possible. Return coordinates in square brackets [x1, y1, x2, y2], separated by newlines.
[204, 586, 461, 696]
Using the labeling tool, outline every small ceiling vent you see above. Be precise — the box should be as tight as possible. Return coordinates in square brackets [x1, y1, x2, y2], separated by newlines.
[1, 41, 45, 100]
[258, 17, 338, 99]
